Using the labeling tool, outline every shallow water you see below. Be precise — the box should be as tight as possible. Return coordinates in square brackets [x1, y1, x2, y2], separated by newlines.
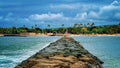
[0, 36, 61, 68]
[73, 36, 120, 68]
[0, 36, 120, 68]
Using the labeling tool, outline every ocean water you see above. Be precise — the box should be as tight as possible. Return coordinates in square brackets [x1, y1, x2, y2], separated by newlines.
[0, 36, 120, 68]
[0, 36, 61, 68]
[73, 36, 120, 68]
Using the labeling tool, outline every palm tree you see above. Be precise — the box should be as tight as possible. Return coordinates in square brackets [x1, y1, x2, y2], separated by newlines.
[47, 24, 50, 28]
[23, 25, 26, 28]
[79, 23, 83, 28]
[87, 23, 90, 27]
[91, 22, 95, 27]
[35, 24, 37, 28]
[12, 26, 17, 34]
[84, 24, 87, 27]
[47, 24, 51, 33]
[31, 26, 34, 32]
[61, 24, 65, 34]
[61, 24, 64, 28]
[74, 23, 79, 28]
[119, 22, 120, 25]
[31, 26, 34, 29]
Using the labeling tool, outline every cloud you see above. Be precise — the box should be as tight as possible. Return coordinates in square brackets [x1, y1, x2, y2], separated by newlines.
[3, 12, 19, 22]
[28, 13, 71, 25]
[75, 12, 87, 20]
[1, 12, 71, 28]
[0, 12, 29, 25]
[111, 0, 120, 6]
[88, 11, 98, 19]
[1, 0, 120, 28]
[115, 13, 120, 18]
[50, 3, 99, 12]
[75, 0, 120, 23]
[0, 16, 3, 20]
[50, 4, 76, 9]
[29, 13, 68, 21]
[98, 0, 120, 21]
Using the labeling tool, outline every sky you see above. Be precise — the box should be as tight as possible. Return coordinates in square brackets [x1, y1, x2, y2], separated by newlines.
[0, 0, 120, 28]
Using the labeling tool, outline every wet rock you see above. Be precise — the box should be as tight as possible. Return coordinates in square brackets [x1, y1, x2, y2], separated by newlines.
[15, 37, 103, 68]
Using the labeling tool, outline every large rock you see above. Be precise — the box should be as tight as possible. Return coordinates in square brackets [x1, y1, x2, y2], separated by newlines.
[15, 37, 103, 68]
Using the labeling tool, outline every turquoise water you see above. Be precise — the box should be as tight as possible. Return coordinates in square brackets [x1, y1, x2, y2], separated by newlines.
[73, 36, 120, 68]
[0, 36, 61, 68]
[0, 36, 120, 68]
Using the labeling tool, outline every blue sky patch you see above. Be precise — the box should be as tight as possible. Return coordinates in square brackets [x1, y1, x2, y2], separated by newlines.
[0, 0, 120, 28]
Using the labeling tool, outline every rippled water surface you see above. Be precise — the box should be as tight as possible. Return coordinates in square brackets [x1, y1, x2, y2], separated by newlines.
[0, 36, 120, 68]
[73, 36, 120, 68]
[0, 36, 61, 68]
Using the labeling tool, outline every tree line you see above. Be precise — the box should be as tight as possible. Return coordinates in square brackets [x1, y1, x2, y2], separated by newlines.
[0, 23, 120, 34]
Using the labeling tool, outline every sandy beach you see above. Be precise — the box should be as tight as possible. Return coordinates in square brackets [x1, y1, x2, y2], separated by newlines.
[18, 33, 120, 36]
[69, 34, 120, 36]
[0, 33, 120, 37]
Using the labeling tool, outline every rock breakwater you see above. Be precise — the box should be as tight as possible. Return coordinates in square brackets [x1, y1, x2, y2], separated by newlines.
[15, 37, 103, 68]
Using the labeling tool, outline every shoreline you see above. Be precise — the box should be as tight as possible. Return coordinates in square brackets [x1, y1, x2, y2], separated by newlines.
[69, 34, 120, 36]
[0, 33, 120, 37]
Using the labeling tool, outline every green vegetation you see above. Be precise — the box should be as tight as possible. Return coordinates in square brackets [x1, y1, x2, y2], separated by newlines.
[0, 23, 120, 34]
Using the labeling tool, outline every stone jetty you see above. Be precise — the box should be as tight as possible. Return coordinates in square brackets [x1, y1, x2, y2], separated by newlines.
[15, 37, 103, 68]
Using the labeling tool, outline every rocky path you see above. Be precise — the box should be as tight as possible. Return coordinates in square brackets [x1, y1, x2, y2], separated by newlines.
[15, 37, 103, 68]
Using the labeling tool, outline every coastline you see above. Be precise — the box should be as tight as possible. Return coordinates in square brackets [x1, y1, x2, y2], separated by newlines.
[0, 33, 120, 37]
[69, 34, 120, 37]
